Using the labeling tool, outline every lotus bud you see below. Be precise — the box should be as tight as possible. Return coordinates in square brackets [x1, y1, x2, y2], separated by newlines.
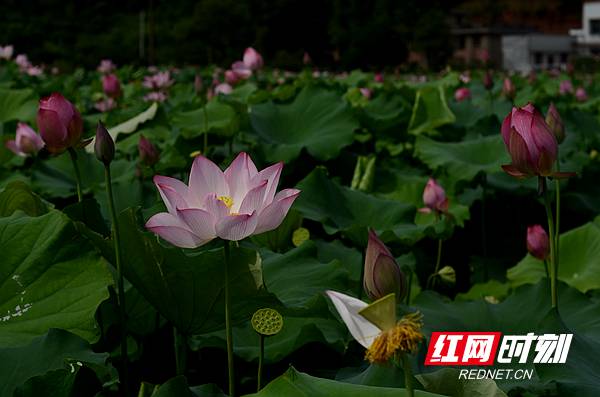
[419, 178, 448, 214]
[363, 229, 407, 301]
[37, 92, 83, 153]
[138, 135, 160, 167]
[527, 225, 550, 261]
[94, 121, 114, 166]
[545, 103, 565, 144]
[576, 87, 588, 102]
[360, 88, 372, 99]
[559, 80, 573, 95]
[502, 77, 515, 100]
[102, 74, 121, 99]
[454, 87, 471, 102]
[224, 69, 239, 85]
[214, 83, 233, 95]
[243, 47, 263, 70]
[437, 266, 456, 284]
[374, 73, 384, 83]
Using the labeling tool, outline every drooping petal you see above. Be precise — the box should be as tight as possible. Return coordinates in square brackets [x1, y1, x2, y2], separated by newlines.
[325, 290, 381, 349]
[154, 175, 191, 214]
[501, 164, 530, 179]
[237, 180, 268, 214]
[145, 212, 208, 248]
[224, 152, 258, 207]
[215, 212, 259, 241]
[252, 161, 283, 205]
[176, 208, 217, 240]
[253, 188, 300, 234]
[189, 155, 229, 200]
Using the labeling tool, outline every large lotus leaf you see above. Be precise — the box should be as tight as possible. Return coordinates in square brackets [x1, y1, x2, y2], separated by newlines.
[295, 168, 415, 240]
[0, 181, 49, 217]
[0, 211, 113, 347]
[507, 217, 600, 293]
[416, 368, 507, 397]
[0, 88, 37, 123]
[414, 135, 509, 182]
[245, 367, 445, 397]
[0, 329, 113, 397]
[249, 86, 358, 162]
[118, 208, 276, 335]
[171, 100, 239, 139]
[407, 85, 455, 135]
[362, 93, 411, 132]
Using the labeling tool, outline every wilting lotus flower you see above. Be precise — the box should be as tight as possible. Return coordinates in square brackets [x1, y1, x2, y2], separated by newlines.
[231, 61, 252, 80]
[419, 178, 448, 214]
[37, 93, 83, 153]
[102, 74, 121, 98]
[0, 45, 13, 60]
[454, 87, 471, 102]
[139, 135, 160, 167]
[502, 77, 515, 100]
[360, 88, 372, 99]
[97, 59, 116, 74]
[214, 83, 233, 95]
[143, 91, 168, 102]
[545, 103, 565, 143]
[224, 70, 240, 85]
[243, 47, 263, 70]
[146, 152, 300, 248]
[6, 122, 44, 157]
[326, 291, 423, 363]
[575, 87, 588, 102]
[559, 80, 574, 95]
[527, 225, 550, 261]
[95, 98, 117, 112]
[364, 230, 406, 301]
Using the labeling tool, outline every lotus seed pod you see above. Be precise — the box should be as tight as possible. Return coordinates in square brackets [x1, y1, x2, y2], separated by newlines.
[251, 308, 283, 336]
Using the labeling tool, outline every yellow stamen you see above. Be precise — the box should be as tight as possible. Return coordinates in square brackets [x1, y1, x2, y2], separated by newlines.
[365, 312, 424, 364]
[218, 195, 234, 209]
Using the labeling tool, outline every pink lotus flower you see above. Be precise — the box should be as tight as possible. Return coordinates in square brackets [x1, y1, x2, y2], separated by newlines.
[94, 97, 117, 112]
[502, 77, 515, 99]
[15, 54, 30, 69]
[143, 71, 173, 90]
[224, 69, 240, 85]
[559, 80, 574, 95]
[6, 122, 44, 157]
[143, 91, 168, 102]
[527, 225, 549, 261]
[139, 135, 160, 167]
[102, 74, 121, 98]
[454, 87, 471, 102]
[97, 59, 116, 74]
[26, 66, 43, 77]
[146, 152, 300, 248]
[243, 47, 263, 70]
[364, 229, 406, 301]
[0, 45, 13, 60]
[459, 71, 471, 84]
[231, 61, 252, 79]
[360, 88, 372, 99]
[214, 83, 233, 95]
[37, 93, 83, 153]
[545, 103, 565, 143]
[575, 87, 588, 102]
[419, 178, 448, 214]
[374, 73, 384, 83]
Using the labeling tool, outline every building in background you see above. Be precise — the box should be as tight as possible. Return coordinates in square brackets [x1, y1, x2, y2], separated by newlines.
[570, 1, 600, 55]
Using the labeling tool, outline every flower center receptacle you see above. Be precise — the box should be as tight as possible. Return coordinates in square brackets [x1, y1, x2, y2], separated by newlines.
[218, 195, 234, 209]
[364, 312, 424, 364]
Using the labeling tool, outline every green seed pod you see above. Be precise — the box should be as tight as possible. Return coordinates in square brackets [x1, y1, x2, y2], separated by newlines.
[251, 308, 283, 336]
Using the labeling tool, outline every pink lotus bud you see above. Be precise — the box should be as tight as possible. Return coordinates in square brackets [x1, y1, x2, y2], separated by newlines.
[363, 229, 407, 301]
[224, 70, 239, 85]
[303, 52, 311, 65]
[559, 80, 573, 95]
[243, 47, 263, 70]
[102, 74, 121, 99]
[576, 87, 588, 102]
[420, 178, 448, 214]
[97, 59, 116, 74]
[360, 88, 372, 99]
[231, 61, 252, 79]
[500, 103, 558, 178]
[15, 54, 30, 69]
[5, 122, 44, 157]
[483, 70, 493, 90]
[527, 225, 549, 261]
[374, 73, 384, 83]
[37, 93, 83, 153]
[502, 77, 515, 99]
[454, 87, 471, 102]
[545, 103, 565, 144]
[138, 135, 160, 167]
[0, 45, 13, 60]
[214, 83, 233, 95]
[94, 121, 115, 165]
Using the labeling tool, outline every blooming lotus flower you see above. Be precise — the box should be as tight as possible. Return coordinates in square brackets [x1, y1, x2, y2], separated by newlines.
[0, 45, 13, 60]
[243, 47, 263, 70]
[6, 122, 44, 157]
[545, 103, 565, 143]
[94, 98, 117, 112]
[37, 93, 83, 153]
[527, 225, 549, 261]
[15, 54, 30, 69]
[143, 91, 168, 103]
[360, 88, 372, 99]
[139, 135, 160, 167]
[419, 178, 448, 214]
[575, 87, 588, 102]
[214, 83, 233, 95]
[145, 152, 300, 248]
[454, 87, 470, 102]
[559, 80, 573, 95]
[143, 71, 173, 90]
[224, 70, 240, 85]
[102, 74, 121, 99]
[97, 59, 116, 74]
[26, 66, 43, 76]
[326, 291, 423, 363]
[231, 61, 252, 79]
[364, 230, 406, 301]
[502, 77, 515, 99]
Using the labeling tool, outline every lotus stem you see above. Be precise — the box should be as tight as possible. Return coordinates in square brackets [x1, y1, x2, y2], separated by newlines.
[401, 354, 414, 397]
[203, 103, 209, 154]
[542, 177, 557, 309]
[257, 334, 264, 392]
[223, 240, 235, 396]
[68, 147, 83, 202]
[173, 326, 187, 376]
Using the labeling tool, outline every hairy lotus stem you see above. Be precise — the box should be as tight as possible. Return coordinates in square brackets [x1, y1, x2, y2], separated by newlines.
[251, 308, 283, 392]
[258, 334, 264, 391]
[104, 165, 128, 395]
[68, 147, 83, 202]
[223, 240, 235, 396]
[203, 103, 209, 154]
[401, 353, 414, 397]
[173, 326, 187, 376]
[555, 150, 561, 283]
[541, 177, 558, 309]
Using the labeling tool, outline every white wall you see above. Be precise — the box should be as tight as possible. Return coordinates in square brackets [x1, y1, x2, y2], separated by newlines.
[502, 35, 531, 73]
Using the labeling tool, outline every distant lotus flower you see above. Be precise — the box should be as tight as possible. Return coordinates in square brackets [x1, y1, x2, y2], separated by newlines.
[194, 75, 203, 93]
[483, 70, 493, 90]
[360, 88, 372, 99]
[97, 59, 116, 74]
[143, 91, 168, 103]
[243, 47, 263, 70]
[501, 103, 558, 178]
[139, 135, 160, 167]
[364, 229, 407, 301]
[15, 54, 30, 69]
[215, 83, 233, 95]
[5, 122, 44, 157]
[143, 71, 173, 90]
[224, 69, 240, 85]
[575, 87, 588, 102]
[303, 52, 311, 65]
[527, 225, 550, 261]
[37, 93, 83, 153]
[545, 103, 565, 143]
[0, 45, 13, 60]
[146, 152, 301, 248]
[231, 61, 252, 79]
[419, 178, 448, 214]
[502, 77, 515, 99]
[459, 71, 471, 84]
[102, 74, 121, 98]
[94, 98, 117, 112]
[374, 73, 384, 83]
[454, 87, 471, 102]
[26, 66, 43, 76]
[559, 80, 574, 95]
